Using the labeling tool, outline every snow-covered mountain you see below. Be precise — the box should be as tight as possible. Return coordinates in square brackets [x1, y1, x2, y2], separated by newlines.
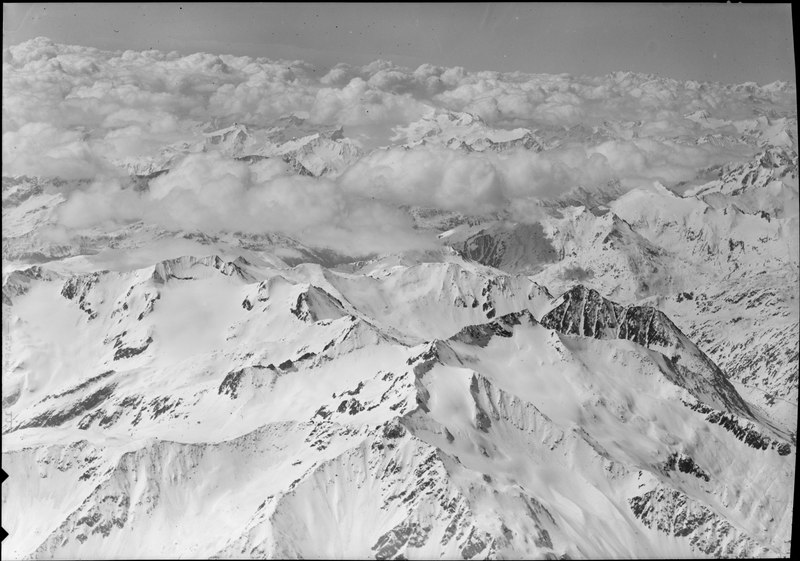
[117, 116, 364, 178]
[429, 145, 799, 435]
[2, 37, 798, 559]
[686, 147, 798, 218]
[394, 111, 545, 153]
[2, 251, 795, 558]
[4, 124, 798, 560]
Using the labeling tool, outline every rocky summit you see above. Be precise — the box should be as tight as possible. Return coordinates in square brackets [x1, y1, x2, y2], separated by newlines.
[2, 30, 798, 560]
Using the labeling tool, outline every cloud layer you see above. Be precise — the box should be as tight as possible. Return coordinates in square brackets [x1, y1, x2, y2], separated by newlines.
[3, 37, 796, 255]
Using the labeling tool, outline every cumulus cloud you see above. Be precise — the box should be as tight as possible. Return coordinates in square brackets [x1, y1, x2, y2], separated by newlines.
[53, 151, 435, 255]
[309, 77, 431, 127]
[3, 37, 796, 257]
[338, 138, 751, 220]
[2, 122, 116, 179]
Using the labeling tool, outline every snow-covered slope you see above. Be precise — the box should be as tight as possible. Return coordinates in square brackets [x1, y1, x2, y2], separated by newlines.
[2, 40, 798, 558]
[117, 116, 364, 178]
[4, 123, 798, 560]
[444, 206, 675, 302]
[2, 264, 794, 557]
[685, 147, 798, 219]
[609, 177, 799, 429]
[394, 111, 544, 153]
[431, 148, 799, 433]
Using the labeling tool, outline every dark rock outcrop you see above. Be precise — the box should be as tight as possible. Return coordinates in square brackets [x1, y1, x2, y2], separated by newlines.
[541, 285, 753, 418]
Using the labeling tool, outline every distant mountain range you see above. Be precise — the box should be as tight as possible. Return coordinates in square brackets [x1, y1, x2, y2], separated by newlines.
[2, 102, 797, 558]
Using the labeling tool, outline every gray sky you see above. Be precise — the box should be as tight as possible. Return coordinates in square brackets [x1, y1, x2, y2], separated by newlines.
[3, 3, 795, 84]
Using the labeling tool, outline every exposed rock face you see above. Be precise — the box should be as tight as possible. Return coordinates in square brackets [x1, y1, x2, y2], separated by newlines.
[446, 222, 560, 274]
[151, 255, 255, 284]
[450, 310, 536, 347]
[541, 284, 714, 360]
[2, 266, 61, 305]
[628, 485, 772, 557]
[541, 285, 756, 419]
[540, 285, 625, 339]
[1, 57, 797, 559]
[2, 254, 793, 559]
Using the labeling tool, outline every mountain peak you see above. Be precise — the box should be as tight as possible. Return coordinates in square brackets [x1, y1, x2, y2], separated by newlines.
[542, 285, 754, 418]
[449, 309, 536, 347]
[541, 284, 624, 339]
[151, 255, 255, 284]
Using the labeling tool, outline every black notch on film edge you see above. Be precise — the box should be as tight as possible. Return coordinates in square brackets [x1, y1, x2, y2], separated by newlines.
[1, 468, 7, 541]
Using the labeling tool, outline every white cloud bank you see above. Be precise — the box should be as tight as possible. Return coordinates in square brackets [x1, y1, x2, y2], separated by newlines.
[2, 37, 796, 255]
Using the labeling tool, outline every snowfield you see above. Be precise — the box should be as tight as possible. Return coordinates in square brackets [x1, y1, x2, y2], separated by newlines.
[2, 37, 798, 559]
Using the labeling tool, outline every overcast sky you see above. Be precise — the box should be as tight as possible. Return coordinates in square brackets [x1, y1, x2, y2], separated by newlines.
[3, 3, 795, 84]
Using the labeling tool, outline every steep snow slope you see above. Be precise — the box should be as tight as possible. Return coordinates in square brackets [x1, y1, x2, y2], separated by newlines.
[4, 144, 796, 560]
[432, 149, 798, 432]
[539, 285, 791, 435]
[609, 177, 799, 429]
[1, 252, 794, 558]
[686, 147, 798, 219]
[428, 313, 793, 557]
[654, 278, 799, 431]
[4, 282, 794, 558]
[311, 259, 553, 341]
[2, 64, 798, 559]
[444, 207, 676, 302]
